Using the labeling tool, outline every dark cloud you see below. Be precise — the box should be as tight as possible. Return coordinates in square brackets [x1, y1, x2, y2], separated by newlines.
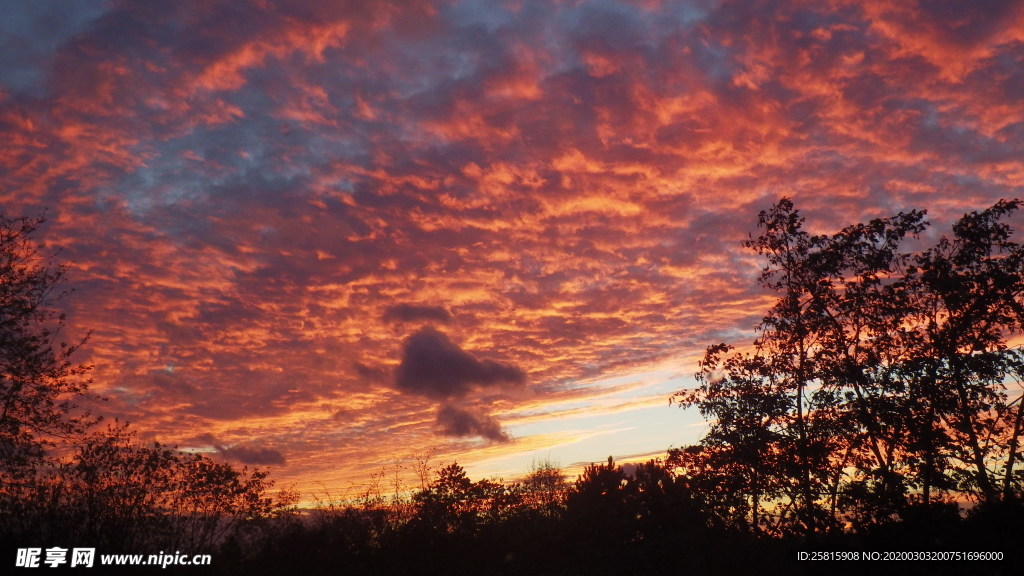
[0, 0, 108, 95]
[395, 327, 525, 399]
[382, 303, 452, 324]
[436, 404, 510, 443]
[215, 444, 287, 466]
[913, 0, 1019, 45]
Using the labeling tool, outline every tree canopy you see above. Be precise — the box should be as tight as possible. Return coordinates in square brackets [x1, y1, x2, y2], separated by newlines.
[0, 213, 94, 492]
[674, 198, 1024, 535]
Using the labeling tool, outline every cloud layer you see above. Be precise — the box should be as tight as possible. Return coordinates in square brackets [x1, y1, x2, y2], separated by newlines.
[2, 0, 1023, 493]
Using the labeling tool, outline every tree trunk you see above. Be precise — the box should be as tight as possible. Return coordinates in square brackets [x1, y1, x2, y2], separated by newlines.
[1003, 395, 1024, 501]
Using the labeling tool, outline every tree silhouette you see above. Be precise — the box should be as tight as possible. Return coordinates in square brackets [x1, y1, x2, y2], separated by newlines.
[561, 456, 637, 562]
[899, 199, 1024, 506]
[0, 213, 94, 541]
[22, 423, 275, 551]
[409, 462, 507, 538]
[677, 198, 1024, 534]
[521, 459, 567, 514]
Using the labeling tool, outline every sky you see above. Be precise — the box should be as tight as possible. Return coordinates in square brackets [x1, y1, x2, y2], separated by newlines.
[2, 0, 1023, 500]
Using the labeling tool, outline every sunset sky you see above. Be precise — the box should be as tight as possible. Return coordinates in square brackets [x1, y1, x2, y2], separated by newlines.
[2, 0, 1023, 500]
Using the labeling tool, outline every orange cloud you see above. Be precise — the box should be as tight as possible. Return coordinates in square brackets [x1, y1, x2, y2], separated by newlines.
[3, 0, 1023, 499]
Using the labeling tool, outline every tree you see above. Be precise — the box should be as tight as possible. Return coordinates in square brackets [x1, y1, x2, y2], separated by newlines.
[673, 348, 794, 534]
[58, 424, 276, 551]
[0, 213, 94, 533]
[409, 463, 508, 538]
[676, 198, 1024, 534]
[520, 459, 567, 514]
[10, 422, 280, 551]
[563, 456, 635, 547]
[898, 199, 1024, 506]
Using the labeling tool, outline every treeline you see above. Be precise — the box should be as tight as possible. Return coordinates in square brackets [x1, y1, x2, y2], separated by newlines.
[226, 455, 1020, 575]
[3, 423, 280, 555]
[234, 457, 773, 575]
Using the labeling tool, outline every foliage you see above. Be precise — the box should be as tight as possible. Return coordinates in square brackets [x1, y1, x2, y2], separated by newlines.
[0, 212, 96, 543]
[6, 423, 280, 553]
[0, 213, 284, 558]
[408, 462, 516, 539]
[71, 424, 275, 551]
[0, 214, 94, 477]
[520, 458, 568, 514]
[675, 198, 1024, 535]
